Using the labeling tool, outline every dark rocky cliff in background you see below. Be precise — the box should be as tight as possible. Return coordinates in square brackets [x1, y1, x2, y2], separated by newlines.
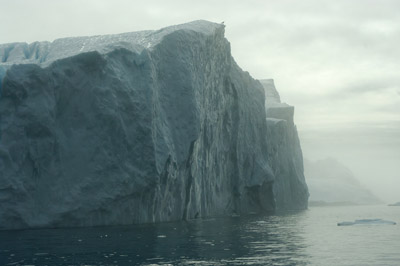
[305, 157, 380, 205]
[0, 21, 308, 230]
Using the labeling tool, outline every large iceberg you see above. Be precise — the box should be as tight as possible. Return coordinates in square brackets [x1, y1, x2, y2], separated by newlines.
[0, 21, 308, 229]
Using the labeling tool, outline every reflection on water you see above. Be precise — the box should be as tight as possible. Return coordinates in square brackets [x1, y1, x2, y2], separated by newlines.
[0, 212, 309, 265]
[1, 205, 399, 265]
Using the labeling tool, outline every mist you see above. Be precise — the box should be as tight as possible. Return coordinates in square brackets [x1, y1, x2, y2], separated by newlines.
[1, 0, 398, 202]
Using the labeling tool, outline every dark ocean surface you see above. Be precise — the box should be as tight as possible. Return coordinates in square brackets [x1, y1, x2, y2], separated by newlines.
[1, 205, 399, 265]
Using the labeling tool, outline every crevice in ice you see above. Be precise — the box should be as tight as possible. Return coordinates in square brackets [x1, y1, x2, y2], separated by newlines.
[182, 140, 196, 220]
[2, 44, 15, 62]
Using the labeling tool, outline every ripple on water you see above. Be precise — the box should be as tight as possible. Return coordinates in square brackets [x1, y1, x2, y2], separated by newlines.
[0, 205, 399, 266]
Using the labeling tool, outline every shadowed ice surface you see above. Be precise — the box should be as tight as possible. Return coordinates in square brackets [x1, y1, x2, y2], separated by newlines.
[1, 205, 399, 265]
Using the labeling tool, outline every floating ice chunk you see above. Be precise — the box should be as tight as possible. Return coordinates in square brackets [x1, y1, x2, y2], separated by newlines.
[337, 219, 396, 226]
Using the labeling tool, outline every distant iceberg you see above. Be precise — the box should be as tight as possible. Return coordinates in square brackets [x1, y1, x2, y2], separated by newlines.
[305, 158, 381, 205]
[388, 202, 400, 206]
[338, 219, 396, 226]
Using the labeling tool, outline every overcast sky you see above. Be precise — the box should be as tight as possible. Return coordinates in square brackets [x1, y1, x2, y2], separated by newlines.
[1, 0, 399, 202]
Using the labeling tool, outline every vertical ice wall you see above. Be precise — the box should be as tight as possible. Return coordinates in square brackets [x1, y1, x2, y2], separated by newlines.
[0, 22, 308, 230]
[261, 79, 309, 210]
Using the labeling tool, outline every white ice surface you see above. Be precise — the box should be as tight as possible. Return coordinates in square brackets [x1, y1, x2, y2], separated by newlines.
[0, 20, 222, 67]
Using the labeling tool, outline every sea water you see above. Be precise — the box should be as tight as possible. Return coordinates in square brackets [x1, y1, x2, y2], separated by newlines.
[1, 205, 399, 265]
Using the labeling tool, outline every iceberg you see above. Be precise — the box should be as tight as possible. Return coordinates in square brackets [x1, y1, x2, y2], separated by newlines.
[305, 158, 381, 205]
[338, 219, 396, 226]
[0, 21, 308, 230]
[261, 79, 309, 210]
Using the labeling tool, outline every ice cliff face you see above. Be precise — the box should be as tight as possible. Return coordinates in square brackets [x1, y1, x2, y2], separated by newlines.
[0, 21, 307, 230]
[261, 79, 309, 210]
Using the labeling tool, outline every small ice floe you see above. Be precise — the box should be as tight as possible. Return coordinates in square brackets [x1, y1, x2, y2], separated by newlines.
[338, 219, 396, 226]
[157, 235, 167, 238]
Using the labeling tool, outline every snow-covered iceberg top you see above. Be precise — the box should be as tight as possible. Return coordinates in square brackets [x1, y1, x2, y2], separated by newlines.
[338, 219, 396, 226]
[0, 20, 223, 67]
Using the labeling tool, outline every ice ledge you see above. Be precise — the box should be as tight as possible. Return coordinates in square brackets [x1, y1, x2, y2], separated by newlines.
[0, 20, 223, 67]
